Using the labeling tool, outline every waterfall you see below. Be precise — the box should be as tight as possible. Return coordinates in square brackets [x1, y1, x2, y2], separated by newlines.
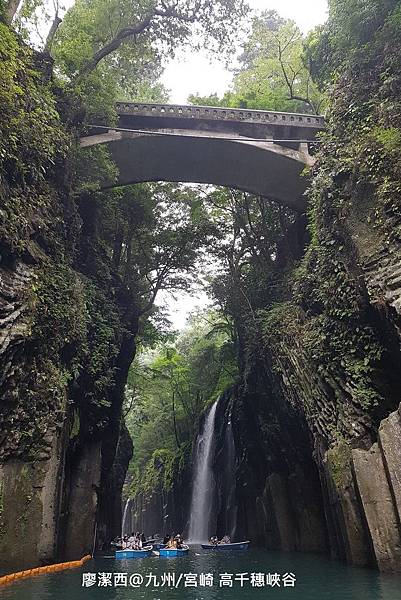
[188, 400, 218, 542]
[121, 498, 130, 537]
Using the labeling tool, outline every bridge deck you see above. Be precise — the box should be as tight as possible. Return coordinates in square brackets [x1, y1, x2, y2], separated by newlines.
[116, 102, 325, 130]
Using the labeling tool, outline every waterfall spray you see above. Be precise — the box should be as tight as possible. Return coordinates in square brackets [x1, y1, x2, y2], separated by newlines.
[121, 498, 130, 538]
[188, 400, 218, 542]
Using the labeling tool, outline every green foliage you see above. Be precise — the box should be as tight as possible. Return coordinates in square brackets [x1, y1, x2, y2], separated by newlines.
[327, 438, 352, 488]
[306, 1, 401, 242]
[371, 127, 401, 154]
[257, 302, 300, 337]
[49, 0, 248, 128]
[0, 23, 69, 252]
[31, 262, 88, 357]
[0, 25, 66, 180]
[82, 282, 122, 412]
[305, 0, 400, 87]
[72, 146, 119, 192]
[130, 445, 190, 497]
[78, 182, 215, 319]
[126, 310, 237, 498]
[55, 0, 248, 69]
[53, 1, 167, 123]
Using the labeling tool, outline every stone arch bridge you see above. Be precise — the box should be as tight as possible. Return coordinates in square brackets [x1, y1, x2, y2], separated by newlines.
[81, 102, 325, 212]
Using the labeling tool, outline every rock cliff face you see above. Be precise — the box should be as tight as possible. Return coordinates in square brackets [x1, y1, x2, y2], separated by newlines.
[0, 235, 137, 571]
[220, 178, 401, 571]
[128, 483, 191, 539]
[0, 30, 137, 571]
[222, 367, 401, 572]
[352, 406, 401, 572]
[224, 382, 328, 554]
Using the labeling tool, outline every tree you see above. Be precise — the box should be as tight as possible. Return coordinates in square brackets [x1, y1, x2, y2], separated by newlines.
[9, 0, 247, 126]
[179, 185, 305, 370]
[78, 182, 215, 321]
[190, 10, 324, 114]
[51, 0, 248, 80]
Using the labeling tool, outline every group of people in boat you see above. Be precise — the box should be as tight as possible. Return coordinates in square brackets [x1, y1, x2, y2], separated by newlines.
[209, 534, 231, 545]
[112, 531, 186, 551]
[113, 532, 147, 550]
[162, 533, 185, 549]
[114, 531, 233, 550]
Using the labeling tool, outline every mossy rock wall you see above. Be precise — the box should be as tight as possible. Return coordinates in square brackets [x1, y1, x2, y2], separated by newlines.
[0, 26, 137, 570]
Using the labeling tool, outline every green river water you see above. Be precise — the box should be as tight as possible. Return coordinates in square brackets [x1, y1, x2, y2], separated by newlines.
[2, 548, 401, 600]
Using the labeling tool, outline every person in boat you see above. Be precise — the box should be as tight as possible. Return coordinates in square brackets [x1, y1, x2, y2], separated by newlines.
[210, 535, 218, 545]
[163, 533, 170, 545]
[122, 535, 129, 549]
[140, 532, 146, 545]
[127, 532, 136, 549]
[219, 534, 231, 544]
[174, 534, 183, 549]
[165, 535, 177, 549]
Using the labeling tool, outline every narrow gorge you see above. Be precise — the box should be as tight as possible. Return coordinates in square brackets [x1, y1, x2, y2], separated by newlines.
[1, 0, 401, 595]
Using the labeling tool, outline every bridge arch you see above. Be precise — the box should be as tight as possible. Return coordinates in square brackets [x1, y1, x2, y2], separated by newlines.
[81, 103, 324, 212]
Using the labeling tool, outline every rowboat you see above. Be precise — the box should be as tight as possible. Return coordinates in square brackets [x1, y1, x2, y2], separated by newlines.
[201, 541, 250, 550]
[159, 545, 189, 557]
[115, 546, 153, 558]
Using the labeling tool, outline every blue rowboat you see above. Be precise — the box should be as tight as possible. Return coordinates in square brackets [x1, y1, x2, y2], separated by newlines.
[201, 541, 250, 551]
[159, 545, 189, 557]
[152, 542, 166, 550]
[115, 546, 153, 558]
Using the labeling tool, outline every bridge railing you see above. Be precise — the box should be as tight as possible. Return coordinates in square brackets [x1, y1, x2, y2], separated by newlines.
[116, 102, 324, 128]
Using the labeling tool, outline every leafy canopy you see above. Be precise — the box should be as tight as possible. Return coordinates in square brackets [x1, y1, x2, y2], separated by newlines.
[190, 10, 324, 114]
[53, 0, 249, 77]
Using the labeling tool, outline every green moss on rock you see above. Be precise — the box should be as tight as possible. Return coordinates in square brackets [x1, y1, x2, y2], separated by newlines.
[327, 439, 353, 489]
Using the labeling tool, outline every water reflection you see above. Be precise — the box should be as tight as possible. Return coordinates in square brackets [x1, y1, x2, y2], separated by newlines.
[2, 549, 401, 600]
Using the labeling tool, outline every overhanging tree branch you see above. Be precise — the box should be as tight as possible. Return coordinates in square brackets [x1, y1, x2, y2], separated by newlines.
[44, 16, 62, 53]
[76, 2, 204, 78]
[44, 0, 62, 53]
[77, 15, 153, 77]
